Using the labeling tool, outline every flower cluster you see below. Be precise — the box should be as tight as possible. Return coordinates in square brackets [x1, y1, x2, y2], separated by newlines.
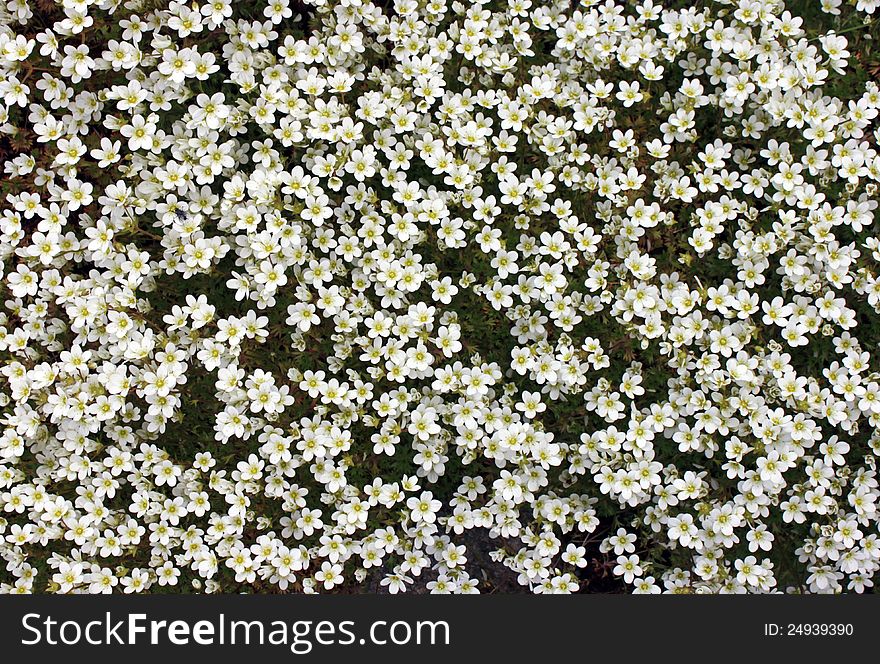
[2, 0, 880, 594]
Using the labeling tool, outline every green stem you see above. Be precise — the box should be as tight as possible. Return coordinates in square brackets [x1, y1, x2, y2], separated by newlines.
[808, 20, 874, 42]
